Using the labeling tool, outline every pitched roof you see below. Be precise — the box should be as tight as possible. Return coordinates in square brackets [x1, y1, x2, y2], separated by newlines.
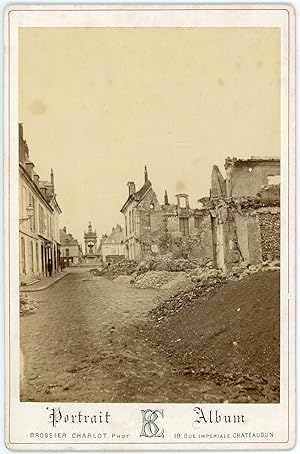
[120, 179, 152, 213]
[59, 229, 79, 246]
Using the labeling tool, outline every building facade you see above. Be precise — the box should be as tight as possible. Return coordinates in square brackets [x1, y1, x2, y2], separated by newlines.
[120, 167, 214, 261]
[120, 166, 160, 260]
[59, 226, 82, 267]
[19, 124, 62, 284]
[98, 225, 125, 263]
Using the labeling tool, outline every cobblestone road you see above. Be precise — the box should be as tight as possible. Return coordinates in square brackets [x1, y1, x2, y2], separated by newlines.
[21, 269, 226, 403]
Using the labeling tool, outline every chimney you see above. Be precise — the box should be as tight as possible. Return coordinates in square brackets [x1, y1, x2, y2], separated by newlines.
[164, 190, 169, 205]
[33, 173, 40, 186]
[63, 226, 67, 233]
[25, 161, 35, 179]
[144, 165, 148, 182]
[50, 168, 54, 187]
[127, 181, 136, 196]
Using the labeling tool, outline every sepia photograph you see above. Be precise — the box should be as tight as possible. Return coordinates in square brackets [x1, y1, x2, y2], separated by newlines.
[18, 25, 281, 405]
[5, 4, 295, 450]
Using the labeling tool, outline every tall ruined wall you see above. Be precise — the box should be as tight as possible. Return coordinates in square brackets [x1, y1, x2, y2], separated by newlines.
[228, 162, 280, 197]
[191, 213, 214, 259]
[137, 188, 161, 257]
[234, 211, 262, 265]
[258, 211, 280, 261]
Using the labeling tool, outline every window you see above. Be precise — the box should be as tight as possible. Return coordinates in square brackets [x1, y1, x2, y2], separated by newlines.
[30, 195, 36, 231]
[129, 212, 132, 234]
[178, 197, 187, 208]
[179, 217, 189, 236]
[20, 237, 26, 274]
[21, 186, 26, 218]
[36, 242, 39, 273]
[30, 241, 34, 273]
[131, 210, 135, 233]
[125, 216, 128, 236]
[194, 217, 200, 230]
[41, 245, 44, 273]
[66, 248, 69, 257]
[267, 175, 280, 185]
[39, 205, 45, 234]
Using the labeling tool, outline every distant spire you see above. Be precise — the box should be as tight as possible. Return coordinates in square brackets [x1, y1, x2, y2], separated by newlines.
[164, 190, 169, 205]
[50, 168, 54, 186]
[144, 165, 148, 182]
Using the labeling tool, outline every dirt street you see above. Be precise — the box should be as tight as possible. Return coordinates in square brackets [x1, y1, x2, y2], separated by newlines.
[21, 269, 227, 403]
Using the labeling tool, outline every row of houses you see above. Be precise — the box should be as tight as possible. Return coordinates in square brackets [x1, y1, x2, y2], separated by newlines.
[19, 124, 62, 285]
[119, 158, 280, 271]
[19, 124, 85, 283]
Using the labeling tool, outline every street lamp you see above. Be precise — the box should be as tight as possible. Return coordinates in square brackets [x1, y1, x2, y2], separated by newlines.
[19, 204, 34, 224]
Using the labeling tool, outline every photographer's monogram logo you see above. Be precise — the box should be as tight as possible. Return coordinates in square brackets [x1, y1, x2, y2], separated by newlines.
[140, 409, 164, 438]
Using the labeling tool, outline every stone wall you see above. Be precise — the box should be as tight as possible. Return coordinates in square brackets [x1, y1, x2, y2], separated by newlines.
[191, 212, 214, 259]
[258, 211, 280, 261]
[234, 211, 262, 265]
[226, 160, 280, 198]
[213, 202, 280, 271]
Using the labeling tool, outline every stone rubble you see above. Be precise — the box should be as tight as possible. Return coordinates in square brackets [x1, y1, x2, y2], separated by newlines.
[96, 259, 138, 279]
[20, 293, 39, 316]
[147, 259, 280, 322]
[133, 271, 181, 289]
[96, 253, 280, 300]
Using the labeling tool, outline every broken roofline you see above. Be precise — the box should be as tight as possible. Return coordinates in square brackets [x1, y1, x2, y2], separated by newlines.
[225, 156, 280, 167]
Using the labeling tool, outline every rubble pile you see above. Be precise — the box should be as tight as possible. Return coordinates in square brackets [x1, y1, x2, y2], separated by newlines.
[20, 293, 39, 316]
[149, 260, 280, 322]
[133, 271, 181, 289]
[187, 267, 226, 284]
[89, 268, 101, 276]
[99, 259, 138, 279]
[136, 255, 200, 275]
[144, 270, 280, 402]
[226, 260, 280, 281]
[150, 275, 226, 323]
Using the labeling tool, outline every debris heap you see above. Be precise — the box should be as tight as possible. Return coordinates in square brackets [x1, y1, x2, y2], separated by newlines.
[20, 294, 39, 316]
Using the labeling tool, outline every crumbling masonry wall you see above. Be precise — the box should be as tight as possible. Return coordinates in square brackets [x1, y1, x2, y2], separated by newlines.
[258, 211, 280, 261]
[212, 202, 280, 271]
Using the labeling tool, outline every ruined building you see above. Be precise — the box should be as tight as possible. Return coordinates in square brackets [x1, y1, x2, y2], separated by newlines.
[120, 158, 280, 268]
[120, 167, 213, 261]
[120, 166, 159, 260]
[206, 157, 280, 271]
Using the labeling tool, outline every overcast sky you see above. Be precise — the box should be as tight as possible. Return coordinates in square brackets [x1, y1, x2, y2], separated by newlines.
[19, 27, 280, 244]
